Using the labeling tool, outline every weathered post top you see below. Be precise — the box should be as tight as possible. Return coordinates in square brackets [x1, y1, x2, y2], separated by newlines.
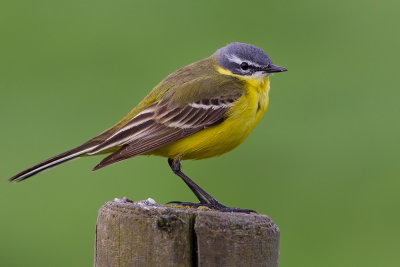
[95, 198, 280, 267]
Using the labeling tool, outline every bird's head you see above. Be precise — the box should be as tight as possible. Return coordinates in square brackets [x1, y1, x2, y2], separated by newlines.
[215, 42, 287, 78]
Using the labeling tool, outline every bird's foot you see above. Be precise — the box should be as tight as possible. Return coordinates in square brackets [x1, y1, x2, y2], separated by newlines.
[210, 201, 257, 213]
[167, 201, 209, 209]
[167, 201, 256, 214]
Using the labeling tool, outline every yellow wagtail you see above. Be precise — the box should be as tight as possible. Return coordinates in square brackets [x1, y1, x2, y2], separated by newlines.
[9, 42, 287, 213]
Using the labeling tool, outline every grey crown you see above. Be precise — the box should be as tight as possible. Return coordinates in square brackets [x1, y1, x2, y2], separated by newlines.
[215, 42, 272, 75]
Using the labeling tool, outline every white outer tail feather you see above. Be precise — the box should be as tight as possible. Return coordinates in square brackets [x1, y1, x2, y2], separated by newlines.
[10, 147, 95, 182]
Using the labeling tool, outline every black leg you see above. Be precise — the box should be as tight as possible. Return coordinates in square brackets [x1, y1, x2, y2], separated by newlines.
[168, 158, 208, 204]
[167, 158, 256, 214]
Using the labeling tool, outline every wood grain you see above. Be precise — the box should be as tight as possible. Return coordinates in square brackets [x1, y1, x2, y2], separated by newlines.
[94, 199, 280, 267]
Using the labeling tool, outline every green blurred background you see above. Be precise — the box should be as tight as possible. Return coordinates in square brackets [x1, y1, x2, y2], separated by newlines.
[1, 0, 399, 266]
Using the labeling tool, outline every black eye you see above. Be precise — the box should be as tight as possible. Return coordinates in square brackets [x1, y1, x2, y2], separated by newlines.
[240, 62, 249, 70]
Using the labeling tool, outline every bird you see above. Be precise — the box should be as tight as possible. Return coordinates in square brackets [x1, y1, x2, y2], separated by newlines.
[9, 42, 287, 213]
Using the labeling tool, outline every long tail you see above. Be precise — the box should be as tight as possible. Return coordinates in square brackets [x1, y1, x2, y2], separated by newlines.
[9, 144, 96, 182]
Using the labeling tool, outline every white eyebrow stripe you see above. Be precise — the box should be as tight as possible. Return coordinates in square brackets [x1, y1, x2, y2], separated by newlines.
[226, 54, 243, 65]
[226, 54, 263, 68]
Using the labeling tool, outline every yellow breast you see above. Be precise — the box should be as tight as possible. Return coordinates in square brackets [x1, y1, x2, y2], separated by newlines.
[150, 70, 271, 160]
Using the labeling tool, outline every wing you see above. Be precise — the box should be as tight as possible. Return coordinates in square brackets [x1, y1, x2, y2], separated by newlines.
[9, 57, 245, 182]
[91, 93, 241, 170]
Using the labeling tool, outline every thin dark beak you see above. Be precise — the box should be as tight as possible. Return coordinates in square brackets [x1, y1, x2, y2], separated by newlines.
[264, 64, 287, 73]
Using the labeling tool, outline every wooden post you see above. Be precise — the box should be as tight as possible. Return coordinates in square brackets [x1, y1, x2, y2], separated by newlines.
[94, 199, 280, 267]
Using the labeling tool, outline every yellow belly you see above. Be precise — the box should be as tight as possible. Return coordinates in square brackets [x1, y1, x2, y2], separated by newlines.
[150, 77, 270, 160]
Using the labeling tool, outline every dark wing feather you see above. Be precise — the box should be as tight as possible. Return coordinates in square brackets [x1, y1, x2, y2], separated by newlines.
[92, 96, 239, 170]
